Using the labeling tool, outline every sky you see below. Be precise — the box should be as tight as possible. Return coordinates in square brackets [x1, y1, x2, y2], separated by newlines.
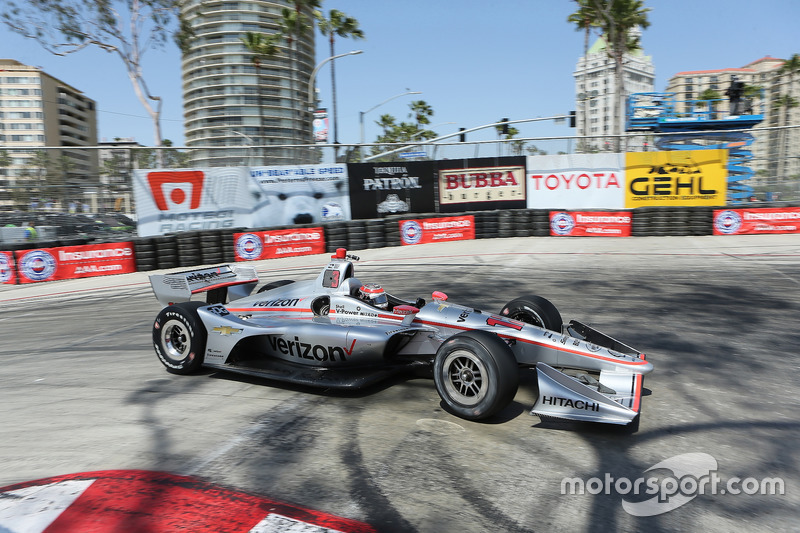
[1, 0, 798, 151]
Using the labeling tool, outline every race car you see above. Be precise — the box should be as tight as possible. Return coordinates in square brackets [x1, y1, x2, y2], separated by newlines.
[149, 249, 653, 426]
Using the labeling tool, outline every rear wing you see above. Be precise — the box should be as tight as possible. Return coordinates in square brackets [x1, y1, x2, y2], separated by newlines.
[149, 265, 259, 307]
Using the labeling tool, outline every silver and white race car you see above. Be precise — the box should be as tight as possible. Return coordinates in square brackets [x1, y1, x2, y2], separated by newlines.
[149, 249, 653, 426]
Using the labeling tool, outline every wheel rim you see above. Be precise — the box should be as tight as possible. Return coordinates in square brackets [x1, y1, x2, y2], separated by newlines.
[508, 307, 545, 328]
[161, 319, 191, 362]
[441, 349, 489, 406]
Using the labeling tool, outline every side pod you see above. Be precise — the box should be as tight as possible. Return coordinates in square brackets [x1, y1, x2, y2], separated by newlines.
[531, 363, 641, 425]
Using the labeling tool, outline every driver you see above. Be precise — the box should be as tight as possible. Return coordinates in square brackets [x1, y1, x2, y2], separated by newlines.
[358, 283, 388, 309]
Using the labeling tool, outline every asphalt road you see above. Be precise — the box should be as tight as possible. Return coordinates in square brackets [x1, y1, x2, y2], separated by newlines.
[1, 234, 799, 532]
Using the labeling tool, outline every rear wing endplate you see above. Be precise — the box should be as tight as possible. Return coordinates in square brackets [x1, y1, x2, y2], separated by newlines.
[149, 265, 259, 307]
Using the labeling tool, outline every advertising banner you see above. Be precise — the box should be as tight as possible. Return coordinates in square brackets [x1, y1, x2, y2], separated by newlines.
[713, 207, 800, 235]
[437, 156, 527, 212]
[399, 215, 475, 245]
[234, 227, 326, 261]
[347, 162, 436, 219]
[313, 109, 329, 144]
[249, 164, 351, 227]
[0, 251, 16, 285]
[625, 149, 728, 207]
[14, 242, 136, 284]
[133, 167, 253, 237]
[527, 153, 625, 209]
[549, 211, 632, 237]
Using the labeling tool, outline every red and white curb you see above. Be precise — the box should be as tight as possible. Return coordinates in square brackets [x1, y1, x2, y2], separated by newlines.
[0, 470, 376, 533]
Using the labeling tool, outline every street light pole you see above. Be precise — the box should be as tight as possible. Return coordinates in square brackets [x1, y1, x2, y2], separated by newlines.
[359, 90, 422, 158]
[307, 50, 363, 144]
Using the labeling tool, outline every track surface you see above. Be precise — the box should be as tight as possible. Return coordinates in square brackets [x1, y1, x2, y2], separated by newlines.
[2, 235, 799, 532]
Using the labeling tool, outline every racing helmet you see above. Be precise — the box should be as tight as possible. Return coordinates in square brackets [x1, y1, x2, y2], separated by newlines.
[359, 283, 388, 309]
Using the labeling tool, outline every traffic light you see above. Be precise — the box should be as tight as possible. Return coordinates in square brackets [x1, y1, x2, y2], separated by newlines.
[501, 118, 509, 135]
[569, 110, 576, 127]
[459, 127, 466, 142]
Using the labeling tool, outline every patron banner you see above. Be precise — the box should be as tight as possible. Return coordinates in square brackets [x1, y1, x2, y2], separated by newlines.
[399, 215, 475, 245]
[549, 211, 632, 237]
[234, 227, 326, 261]
[347, 162, 436, 219]
[14, 242, 136, 284]
[625, 149, 728, 207]
[713, 207, 800, 235]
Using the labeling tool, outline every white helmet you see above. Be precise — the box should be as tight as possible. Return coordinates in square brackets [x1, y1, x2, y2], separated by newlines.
[359, 283, 388, 309]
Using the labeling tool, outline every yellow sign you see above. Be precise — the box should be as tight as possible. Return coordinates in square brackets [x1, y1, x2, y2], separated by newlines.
[624, 149, 728, 207]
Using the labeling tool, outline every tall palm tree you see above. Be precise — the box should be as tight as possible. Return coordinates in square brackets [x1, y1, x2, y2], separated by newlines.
[241, 31, 282, 161]
[776, 53, 800, 177]
[568, 0, 599, 150]
[577, 0, 650, 151]
[315, 9, 364, 151]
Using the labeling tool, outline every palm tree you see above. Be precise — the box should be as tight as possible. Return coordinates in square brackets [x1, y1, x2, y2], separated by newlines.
[241, 31, 282, 162]
[775, 54, 800, 177]
[315, 9, 364, 153]
[578, 0, 651, 151]
[568, 0, 599, 150]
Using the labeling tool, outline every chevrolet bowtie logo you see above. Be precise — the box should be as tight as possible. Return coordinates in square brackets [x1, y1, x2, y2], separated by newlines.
[212, 326, 243, 336]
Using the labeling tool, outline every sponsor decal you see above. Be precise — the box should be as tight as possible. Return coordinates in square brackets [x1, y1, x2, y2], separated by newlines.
[18, 250, 57, 282]
[254, 297, 302, 308]
[530, 172, 622, 192]
[334, 304, 379, 318]
[15, 242, 134, 283]
[147, 171, 205, 211]
[439, 165, 526, 204]
[267, 336, 355, 362]
[541, 395, 600, 412]
[624, 150, 727, 207]
[207, 305, 230, 316]
[486, 316, 524, 331]
[526, 154, 626, 209]
[550, 211, 631, 237]
[400, 216, 475, 245]
[713, 207, 800, 235]
[376, 194, 409, 214]
[0, 252, 16, 284]
[457, 310, 470, 322]
[234, 228, 325, 261]
[212, 326, 243, 336]
[321, 201, 345, 221]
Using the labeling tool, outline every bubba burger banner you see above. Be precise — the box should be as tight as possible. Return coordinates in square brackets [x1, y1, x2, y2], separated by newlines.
[437, 156, 527, 213]
[0, 251, 16, 285]
[235, 227, 325, 261]
[399, 215, 475, 245]
[550, 211, 632, 237]
[14, 242, 136, 284]
[713, 207, 800, 235]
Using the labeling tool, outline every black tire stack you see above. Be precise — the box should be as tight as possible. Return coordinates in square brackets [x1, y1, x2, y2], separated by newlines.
[324, 223, 348, 253]
[365, 219, 386, 249]
[345, 220, 368, 251]
[199, 230, 224, 265]
[475, 210, 499, 239]
[176, 231, 202, 267]
[498, 210, 516, 238]
[155, 235, 179, 269]
[631, 207, 655, 237]
[530, 209, 551, 236]
[688, 206, 714, 235]
[383, 215, 403, 247]
[132, 237, 157, 271]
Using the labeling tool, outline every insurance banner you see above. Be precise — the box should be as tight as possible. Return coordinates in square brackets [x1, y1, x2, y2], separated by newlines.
[625, 149, 728, 207]
[234, 227, 326, 261]
[399, 215, 475, 245]
[549, 211, 632, 237]
[437, 156, 527, 212]
[713, 207, 800, 235]
[14, 242, 136, 284]
[347, 162, 436, 219]
[527, 153, 625, 209]
[0, 251, 16, 285]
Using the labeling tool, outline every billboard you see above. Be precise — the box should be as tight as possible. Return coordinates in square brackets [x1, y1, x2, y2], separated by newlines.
[436, 156, 527, 212]
[549, 211, 632, 237]
[713, 207, 800, 235]
[527, 153, 625, 209]
[313, 109, 329, 144]
[14, 242, 136, 284]
[347, 162, 436, 219]
[625, 149, 728, 207]
[399, 215, 475, 245]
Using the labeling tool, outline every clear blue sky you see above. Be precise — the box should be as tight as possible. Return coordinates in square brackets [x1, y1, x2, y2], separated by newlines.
[1, 0, 797, 148]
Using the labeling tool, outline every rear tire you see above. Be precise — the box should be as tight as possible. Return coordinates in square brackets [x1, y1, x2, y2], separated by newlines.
[500, 295, 562, 331]
[433, 330, 519, 420]
[153, 302, 207, 375]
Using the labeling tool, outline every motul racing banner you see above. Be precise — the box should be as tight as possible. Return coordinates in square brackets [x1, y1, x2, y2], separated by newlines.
[436, 156, 527, 212]
[713, 207, 800, 235]
[549, 211, 632, 237]
[527, 153, 625, 209]
[234, 228, 326, 261]
[399, 215, 475, 245]
[0, 251, 16, 285]
[14, 242, 136, 284]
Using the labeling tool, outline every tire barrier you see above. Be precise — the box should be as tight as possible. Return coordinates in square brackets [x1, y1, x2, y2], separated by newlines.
[2, 204, 797, 281]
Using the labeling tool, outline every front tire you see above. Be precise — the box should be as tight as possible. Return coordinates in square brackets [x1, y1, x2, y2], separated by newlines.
[433, 330, 519, 420]
[500, 295, 562, 331]
[153, 302, 207, 375]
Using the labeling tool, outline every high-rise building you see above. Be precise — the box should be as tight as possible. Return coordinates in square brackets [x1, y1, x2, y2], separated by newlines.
[181, 0, 316, 167]
[0, 59, 98, 208]
[573, 29, 655, 152]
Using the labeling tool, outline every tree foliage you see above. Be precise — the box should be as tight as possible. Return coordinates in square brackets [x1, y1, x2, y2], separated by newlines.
[370, 100, 437, 158]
